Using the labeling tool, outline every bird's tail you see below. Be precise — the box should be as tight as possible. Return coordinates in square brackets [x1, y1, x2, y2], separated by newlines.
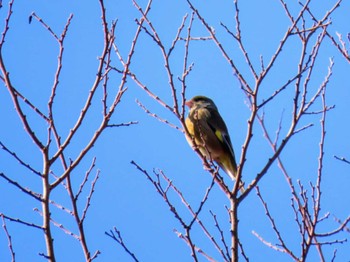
[227, 169, 244, 193]
[218, 158, 244, 193]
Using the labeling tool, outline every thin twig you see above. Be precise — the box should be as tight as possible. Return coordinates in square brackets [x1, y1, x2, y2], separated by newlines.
[0, 213, 43, 230]
[0, 173, 42, 201]
[105, 227, 139, 262]
[0, 141, 41, 176]
[1, 214, 15, 262]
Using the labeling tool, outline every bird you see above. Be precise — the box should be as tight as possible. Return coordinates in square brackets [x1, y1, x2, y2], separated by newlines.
[185, 95, 243, 192]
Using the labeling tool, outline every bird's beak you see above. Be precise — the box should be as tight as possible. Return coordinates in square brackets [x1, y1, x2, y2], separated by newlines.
[185, 100, 193, 108]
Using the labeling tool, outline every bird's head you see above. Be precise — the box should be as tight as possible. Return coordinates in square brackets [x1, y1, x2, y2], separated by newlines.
[185, 95, 218, 111]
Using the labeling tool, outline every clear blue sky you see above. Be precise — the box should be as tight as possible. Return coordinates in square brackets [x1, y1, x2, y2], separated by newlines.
[1, 0, 350, 261]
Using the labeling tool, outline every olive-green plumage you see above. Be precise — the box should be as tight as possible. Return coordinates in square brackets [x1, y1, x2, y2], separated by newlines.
[185, 96, 243, 191]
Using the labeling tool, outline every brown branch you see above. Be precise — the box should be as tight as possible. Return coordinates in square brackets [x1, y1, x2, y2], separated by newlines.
[49, 199, 73, 216]
[30, 12, 60, 40]
[81, 170, 100, 223]
[308, 58, 332, 261]
[50, 0, 148, 188]
[105, 227, 139, 262]
[106, 121, 139, 128]
[27, 1, 128, 260]
[0, 172, 42, 201]
[132, 0, 182, 117]
[163, 171, 230, 260]
[179, 12, 195, 120]
[1, 214, 15, 262]
[258, 67, 309, 108]
[0, 141, 41, 176]
[260, 0, 312, 84]
[334, 155, 350, 165]
[255, 186, 299, 260]
[101, 21, 116, 117]
[5, 85, 49, 122]
[65, 166, 96, 261]
[302, 1, 348, 63]
[174, 229, 216, 262]
[241, 6, 333, 201]
[0, 213, 43, 230]
[135, 99, 182, 132]
[34, 207, 80, 240]
[210, 210, 231, 261]
[41, 148, 56, 261]
[0, 0, 14, 46]
[168, 13, 189, 56]
[128, 70, 173, 112]
[220, 0, 258, 80]
[131, 161, 187, 228]
[47, 13, 74, 122]
[132, 161, 231, 261]
[299, 32, 330, 116]
[332, 216, 350, 235]
[0, 1, 45, 150]
[329, 31, 350, 63]
[252, 231, 289, 253]
[186, 0, 251, 94]
[49, 2, 113, 169]
[75, 157, 97, 201]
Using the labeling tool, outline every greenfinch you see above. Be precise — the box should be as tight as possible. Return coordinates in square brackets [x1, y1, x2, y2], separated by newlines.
[185, 95, 243, 191]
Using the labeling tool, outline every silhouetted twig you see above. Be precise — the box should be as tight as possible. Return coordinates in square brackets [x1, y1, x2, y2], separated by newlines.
[106, 227, 139, 262]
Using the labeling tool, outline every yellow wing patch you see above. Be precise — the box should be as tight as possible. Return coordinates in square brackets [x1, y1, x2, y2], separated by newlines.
[215, 130, 224, 143]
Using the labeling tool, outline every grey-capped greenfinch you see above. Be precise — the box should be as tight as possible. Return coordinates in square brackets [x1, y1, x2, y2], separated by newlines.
[185, 95, 243, 191]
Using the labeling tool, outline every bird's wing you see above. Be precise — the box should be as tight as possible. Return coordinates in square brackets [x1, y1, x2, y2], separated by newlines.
[206, 109, 236, 159]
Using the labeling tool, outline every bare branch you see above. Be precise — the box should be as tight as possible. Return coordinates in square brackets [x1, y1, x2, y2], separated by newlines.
[334, 155, 350, 165]
[210, 210, 231, 261]
[0, 173, 42, 201]
[33, 208, 81, 241]
[174, 229, 216, 262]
[0, 213, 43, 230]
[168, 13, 189, 56]
[106, 121, 139, 128]
[29, 12, 60, 40]
[1, 214, 15, 262]
[81, 170, 100, 223]
[74, 157, 96, 201]
[220, 0, 258, 80]
[106, 227, 139, 262]
[0, 141, 41, 176]
[255, 186, 299, 260]
[186, 0, 251, 94]
[135, 99, 183, 132]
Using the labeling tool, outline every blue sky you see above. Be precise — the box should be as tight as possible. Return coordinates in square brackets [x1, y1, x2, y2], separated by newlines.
[1, 0, 350, 261]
